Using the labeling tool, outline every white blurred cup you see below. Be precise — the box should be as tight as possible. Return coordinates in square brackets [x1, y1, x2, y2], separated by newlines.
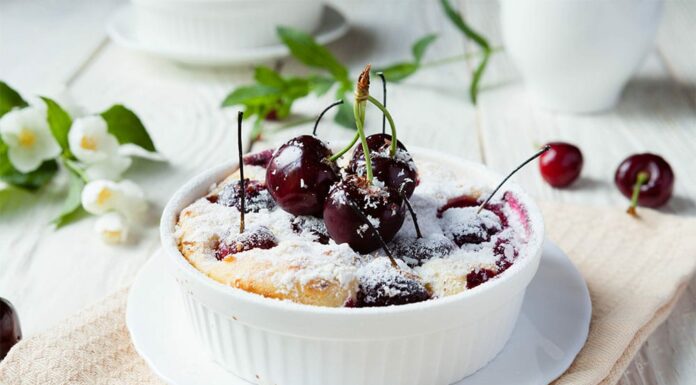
[133, 0, 324, 53]
[500, 0, 663, 113]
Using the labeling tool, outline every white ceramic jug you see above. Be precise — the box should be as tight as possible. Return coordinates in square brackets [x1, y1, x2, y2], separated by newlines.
[500, 0, 663, 113]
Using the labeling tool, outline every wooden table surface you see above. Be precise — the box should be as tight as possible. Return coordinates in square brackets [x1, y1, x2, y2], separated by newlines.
[1, 1, 694, 384]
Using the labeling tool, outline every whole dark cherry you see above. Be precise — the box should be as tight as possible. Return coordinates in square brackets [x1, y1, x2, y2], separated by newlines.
[615, 153, 674, 209]
[323, 175, 405, 253]
[215, 226, 278, 260]
[265, 135, 339, 216]
[538, 142, 583, 188]
[0, 297, 21, 360]
[347, 134, 419, 197]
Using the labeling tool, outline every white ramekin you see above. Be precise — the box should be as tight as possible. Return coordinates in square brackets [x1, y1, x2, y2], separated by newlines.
[132, 0, 324, 53]
[160, 147, 545, 385]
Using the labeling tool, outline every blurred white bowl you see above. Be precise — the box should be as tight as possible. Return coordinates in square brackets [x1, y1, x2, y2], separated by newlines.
[132, 0, 324, 53]
[501, 0, 664, 113]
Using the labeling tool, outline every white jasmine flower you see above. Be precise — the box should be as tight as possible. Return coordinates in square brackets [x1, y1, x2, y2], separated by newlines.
[95, 212, 128, 244]
[0, 106, 61, 172]
[68, 116, 131, 180]
[81, 179, 147, 221]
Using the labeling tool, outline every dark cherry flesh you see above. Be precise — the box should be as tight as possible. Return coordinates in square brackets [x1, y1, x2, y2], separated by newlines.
[347, 134, 419, 197]
[242, 148, 274, 168]
[0, 297, 21, 360]
[466, 268, 499, 289]
[266, 135, 339, 216]
[291, 216, 330, 244]
[538, 142, 583, 188]
[323, 175, 405, 253]
[437, 194, 505, 246]
[207, 179, 275, 212]
[216, 226, 278, 260]
[356, 260, 430, 307]
[615, 153, 674, 208]
[390, 235, 456, 267]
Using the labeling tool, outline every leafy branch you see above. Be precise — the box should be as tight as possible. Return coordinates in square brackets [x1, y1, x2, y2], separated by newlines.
[0, 81, 159, 230]
[222, 1, 496, 145]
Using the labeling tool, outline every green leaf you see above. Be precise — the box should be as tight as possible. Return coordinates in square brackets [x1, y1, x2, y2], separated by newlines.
[377, 62, 420, 82]
[0, 159, 58, 191]
[100, 105, 156, 152]
[470, 51, 490, 104]
[334, 100, 356, 129]
[308, 76, 335, 96]
[52, 164, 86, 228]
[222, 85, 280, 107]
[0, 81, 27, 117]
[40, 96, 72, 156]
[254, 67, 285, 88]
[440, 0, 490, 50]
[277, 26, 349, 83]
[412, 34, 438, 62]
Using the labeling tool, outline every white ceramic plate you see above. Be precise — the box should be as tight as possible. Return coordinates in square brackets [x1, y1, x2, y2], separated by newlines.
[127, 241, 591, 385]
[106, 4, 349, 66]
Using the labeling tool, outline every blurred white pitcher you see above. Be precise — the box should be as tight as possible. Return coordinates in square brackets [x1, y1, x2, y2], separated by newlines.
[500, 0, 663, 113]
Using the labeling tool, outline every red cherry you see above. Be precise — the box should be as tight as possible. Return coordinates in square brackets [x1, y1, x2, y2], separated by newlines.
[347, 134, 418, 197]
[265, 135, 339, 216]
[615, 153, 674, 210]
[538, 142, 583, 187]
[323, 175, 405, 253]
[0, 297, 21, 360]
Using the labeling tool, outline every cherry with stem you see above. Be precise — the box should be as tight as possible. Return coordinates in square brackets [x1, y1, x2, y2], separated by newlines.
[627, 171, 649, 216]
[477, 145, 551, 214]
[330, 64, 399, 164]
[400, 185, 421, 238]
[237, 111, 246, 233]
[312, 99, 344, 136]
[346, 199, 398, 268]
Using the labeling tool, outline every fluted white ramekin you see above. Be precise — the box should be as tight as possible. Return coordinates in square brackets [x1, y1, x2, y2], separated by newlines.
[133, 0, 324, 53]
[160, 147, 544, 385]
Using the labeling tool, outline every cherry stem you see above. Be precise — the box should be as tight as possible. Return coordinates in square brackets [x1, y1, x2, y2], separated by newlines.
[477, 145, 551, 214]
[399, 186, 421, 239]
[627, 171, 649, 216]
[366, 96, 397, 158]
[354, 99, 373, 182]
[330, 132, 359, 161]
[378, 72, 386, 135]
[346, 200, 398, 268]
[312, 99, 344, 136]
[237, 111, 246, 233]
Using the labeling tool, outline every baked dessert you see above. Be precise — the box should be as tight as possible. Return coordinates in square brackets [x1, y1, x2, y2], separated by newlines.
[175, 66, 536, 308]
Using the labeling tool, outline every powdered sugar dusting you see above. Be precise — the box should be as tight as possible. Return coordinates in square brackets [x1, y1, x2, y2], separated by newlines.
[176, 157, 534, 306]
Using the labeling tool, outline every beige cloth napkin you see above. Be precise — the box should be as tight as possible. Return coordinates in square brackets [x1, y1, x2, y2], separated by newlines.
[1, 202, 695, 385]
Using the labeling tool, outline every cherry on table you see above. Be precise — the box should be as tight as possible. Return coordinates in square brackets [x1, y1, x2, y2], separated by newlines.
[323, 175, 405, 253]
[0, 297, 21, 361]
[265, 135, 339, 217]
[538, 142, 583, 188]
[615, 153, 674, 212]
[347, 133, 419, 197]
